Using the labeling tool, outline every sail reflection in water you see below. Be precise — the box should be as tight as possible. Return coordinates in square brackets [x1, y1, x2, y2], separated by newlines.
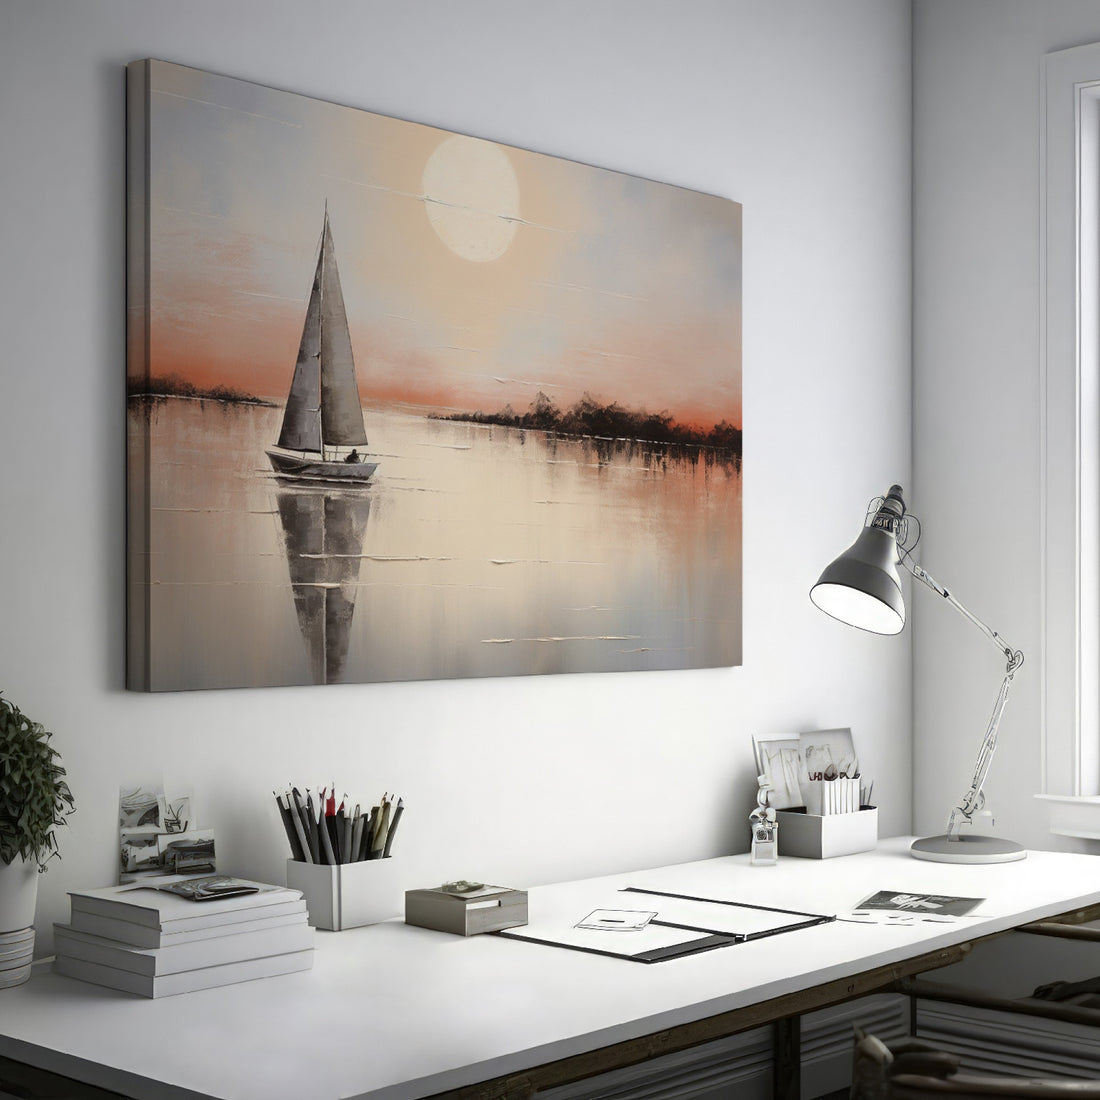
[276, 489, 372, 685]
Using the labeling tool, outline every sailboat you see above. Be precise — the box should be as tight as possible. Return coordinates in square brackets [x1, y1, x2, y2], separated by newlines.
[266, 210, 379, 484]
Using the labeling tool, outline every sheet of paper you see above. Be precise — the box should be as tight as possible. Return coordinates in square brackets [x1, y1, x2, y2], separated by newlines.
[576, 909, 657, 932]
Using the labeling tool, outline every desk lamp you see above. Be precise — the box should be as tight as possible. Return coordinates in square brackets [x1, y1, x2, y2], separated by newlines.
[810, 484, 1026, 864]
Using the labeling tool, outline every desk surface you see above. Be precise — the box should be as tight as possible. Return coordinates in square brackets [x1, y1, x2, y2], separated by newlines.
[2, 838, 1099, 1100]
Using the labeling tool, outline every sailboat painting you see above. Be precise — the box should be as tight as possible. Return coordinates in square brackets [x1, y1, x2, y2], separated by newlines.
[126, 60, 742, 692]
[266, 210, 378, 486]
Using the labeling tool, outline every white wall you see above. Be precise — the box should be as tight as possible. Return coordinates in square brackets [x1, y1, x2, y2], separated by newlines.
[913, 0, 1100, 849]
[0, 0, 912, 951]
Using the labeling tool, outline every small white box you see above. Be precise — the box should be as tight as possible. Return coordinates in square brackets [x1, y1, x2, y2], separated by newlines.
[775, 807, 878, 859]
[286, 859, 404, 931]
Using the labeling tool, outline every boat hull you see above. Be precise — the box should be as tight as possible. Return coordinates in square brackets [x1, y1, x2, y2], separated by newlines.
[266, 449, 378, 485]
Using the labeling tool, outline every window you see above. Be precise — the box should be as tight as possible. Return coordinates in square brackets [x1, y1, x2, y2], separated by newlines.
[1042, 42, 1100, 799]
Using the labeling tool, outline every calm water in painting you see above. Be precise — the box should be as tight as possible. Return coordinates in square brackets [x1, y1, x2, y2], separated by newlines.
[132, 400, 741, 690]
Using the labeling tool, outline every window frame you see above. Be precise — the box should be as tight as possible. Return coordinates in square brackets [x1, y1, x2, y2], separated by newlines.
[1041, 42, 1100, 798]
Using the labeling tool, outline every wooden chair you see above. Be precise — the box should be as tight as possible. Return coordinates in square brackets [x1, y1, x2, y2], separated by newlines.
[850, 1029, 1100, 1099]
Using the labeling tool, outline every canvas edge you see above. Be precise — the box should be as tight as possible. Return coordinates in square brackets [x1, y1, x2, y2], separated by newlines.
[125, 59, 152, 691]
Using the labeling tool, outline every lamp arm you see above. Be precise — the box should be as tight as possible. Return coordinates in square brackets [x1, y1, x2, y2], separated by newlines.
[899, 559, 1025, 838]
[901, 561, 1021, 664]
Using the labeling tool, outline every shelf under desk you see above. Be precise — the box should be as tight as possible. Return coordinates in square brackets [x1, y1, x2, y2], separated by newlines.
[1, 837, 1099, 1100]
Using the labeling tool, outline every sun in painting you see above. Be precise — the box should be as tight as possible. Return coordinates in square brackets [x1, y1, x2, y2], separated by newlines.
[421, 134, 520, 262]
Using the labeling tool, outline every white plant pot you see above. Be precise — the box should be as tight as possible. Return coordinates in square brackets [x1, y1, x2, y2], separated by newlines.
[0, 856, 39, 933]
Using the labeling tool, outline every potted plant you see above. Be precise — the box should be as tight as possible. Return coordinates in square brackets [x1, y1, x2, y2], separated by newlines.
[0, 692, 74, 935]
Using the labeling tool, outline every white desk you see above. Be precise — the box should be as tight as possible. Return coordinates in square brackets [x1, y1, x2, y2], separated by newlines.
[1, 838, 1099, 1100]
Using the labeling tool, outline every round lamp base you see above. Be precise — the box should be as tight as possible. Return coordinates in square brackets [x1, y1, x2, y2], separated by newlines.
[910, 834, 1027, 864]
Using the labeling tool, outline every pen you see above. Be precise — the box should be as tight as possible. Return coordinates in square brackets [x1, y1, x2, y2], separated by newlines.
[364, 804, 380, 859]
[382, 798, 404, 858]
[336, 805, 348, 865]
[341, 806, 354, 865]
[318, 793, 337, 866]
[349, 805, 364, 864]
[370, 796, 391, 859]
[329, 790, 345, 864]
[296, 788, 320, 864]
[276, 791, 307, 863]
[275, 791, 295, 859]
[364, 806, 377, 858]
[307, 791, 327, 865]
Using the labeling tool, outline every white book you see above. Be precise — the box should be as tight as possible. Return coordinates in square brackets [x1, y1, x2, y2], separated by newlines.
[67, 876, 302, 931]
[54, 948, 314, 998]
[54, 921, 314, 976]
[67, 903, 308, 948]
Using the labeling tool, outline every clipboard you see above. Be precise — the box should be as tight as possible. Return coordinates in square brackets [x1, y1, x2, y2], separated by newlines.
[493, 886, 834, 964]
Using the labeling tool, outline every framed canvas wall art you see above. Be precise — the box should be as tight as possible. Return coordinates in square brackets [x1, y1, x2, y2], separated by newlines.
[127, 60, 742, 691]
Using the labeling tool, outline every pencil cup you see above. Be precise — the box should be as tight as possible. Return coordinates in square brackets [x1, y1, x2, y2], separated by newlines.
[286, 858, 406, 931]
[774, 806, 878, 859]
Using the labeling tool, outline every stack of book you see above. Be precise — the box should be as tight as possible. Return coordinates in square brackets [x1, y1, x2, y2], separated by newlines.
[53, 875, 314, 998]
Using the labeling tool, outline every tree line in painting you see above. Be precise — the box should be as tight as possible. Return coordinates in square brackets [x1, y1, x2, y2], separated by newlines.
[445, 392, 741, 456]
[127, 374, 272, 405]
[127, 376, 741, 461]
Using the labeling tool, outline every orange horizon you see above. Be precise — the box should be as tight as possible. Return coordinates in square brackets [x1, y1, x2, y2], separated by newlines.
[131, 355, 742, 435]
[141, 305, 741, 430]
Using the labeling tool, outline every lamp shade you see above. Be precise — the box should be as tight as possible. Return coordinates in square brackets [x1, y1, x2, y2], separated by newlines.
[810, 526, 905, 635]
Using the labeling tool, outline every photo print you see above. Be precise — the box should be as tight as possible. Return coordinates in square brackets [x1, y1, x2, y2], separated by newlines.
[753, 737, 803, 809]
[798, 728, 858, 782]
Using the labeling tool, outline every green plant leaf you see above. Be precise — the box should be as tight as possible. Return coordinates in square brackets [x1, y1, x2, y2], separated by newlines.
[0, 693, 75, 870]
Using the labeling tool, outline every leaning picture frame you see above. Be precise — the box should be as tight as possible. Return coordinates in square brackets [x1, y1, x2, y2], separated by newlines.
[798, 728, 857, 781]
[752, 736, 803, 810]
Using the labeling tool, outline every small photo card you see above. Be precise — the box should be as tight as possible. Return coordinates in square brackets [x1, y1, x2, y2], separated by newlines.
[119, 784, 163, 830]
[799, 728, 858, 782]
[162, 795, 192, 834]
[855, 890, 983, 916]
[753, 737, 803, 809]
[575, 909, 657, 932]
[158, 829, 216, 875]
[120, 831, 161, 874]
[845, 890, 985, 925]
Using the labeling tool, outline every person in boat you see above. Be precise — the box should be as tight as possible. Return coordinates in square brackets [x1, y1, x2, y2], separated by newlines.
[345, 449, 360, 464]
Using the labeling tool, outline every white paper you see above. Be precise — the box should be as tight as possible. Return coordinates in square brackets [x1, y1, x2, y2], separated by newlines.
[575, 909, 657, 932]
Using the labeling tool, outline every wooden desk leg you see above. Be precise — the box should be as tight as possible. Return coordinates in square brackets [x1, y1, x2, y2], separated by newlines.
[774, 1015, 801, 1100]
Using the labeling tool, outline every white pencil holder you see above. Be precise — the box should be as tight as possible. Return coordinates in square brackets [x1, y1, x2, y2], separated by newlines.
[287, 858, 405, 931]
[776, 806, 878, 859]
